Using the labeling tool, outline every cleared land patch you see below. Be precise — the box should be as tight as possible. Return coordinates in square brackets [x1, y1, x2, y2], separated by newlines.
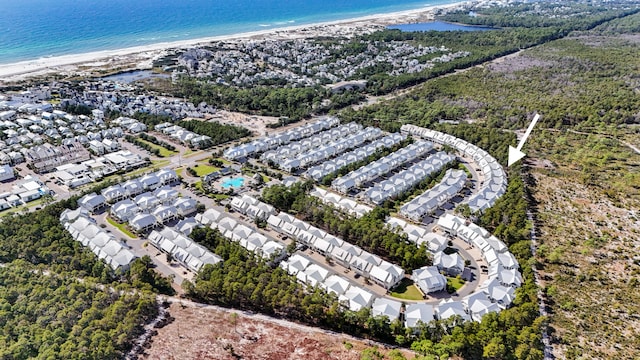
[143, 302, 414, 360]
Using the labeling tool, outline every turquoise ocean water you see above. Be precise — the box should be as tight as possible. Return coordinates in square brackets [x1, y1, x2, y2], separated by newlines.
[0, 0, 459, 65]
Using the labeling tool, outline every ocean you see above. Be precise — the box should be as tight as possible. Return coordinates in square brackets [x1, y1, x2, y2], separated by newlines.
[0, 0, 459, 65]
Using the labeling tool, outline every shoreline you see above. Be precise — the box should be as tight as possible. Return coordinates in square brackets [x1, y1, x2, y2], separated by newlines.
[0, 1, 475, 83]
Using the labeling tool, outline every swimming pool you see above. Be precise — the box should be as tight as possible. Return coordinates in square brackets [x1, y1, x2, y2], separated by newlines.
[221, 177, 245, 189]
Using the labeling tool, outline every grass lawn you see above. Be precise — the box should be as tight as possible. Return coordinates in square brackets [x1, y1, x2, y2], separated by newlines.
[390, 278, 424, 300]
[106, 217, 137, 239]
[193, 181, 230, 201]
[447, 276, 465, 292]
[191, 163, 220, 177]
[125, 160, 171, 178]
[136, 138, 177, 157]
[183, 149, 201, 158]
[194, 181, 205, 193]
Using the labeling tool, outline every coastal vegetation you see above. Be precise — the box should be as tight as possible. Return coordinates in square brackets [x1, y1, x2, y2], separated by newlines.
[0, 261, 158, 360]
[175, 81, 364, 122]
[177, 119, 252, 147]
[0, 199, 169, 358]
[130, 113, 252, 147]
[337, 6, 640, 358]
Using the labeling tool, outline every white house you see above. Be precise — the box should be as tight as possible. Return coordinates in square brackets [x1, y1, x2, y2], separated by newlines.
[405, 303, 435, 328]
[436, 299, 470, 322]
[369, 261, 404, 289]
[341, 286, 375, 312]
[420, 233, 449, 254]
[280, 253, 311, 276]
[78, 192, 107, 213]
[173, 197, 198, 217]
[434, 252, 465, 276]
[134, 192, 159, 211]
[121, 179, 144, 198]
[154, 186, 179, 204]
[111, 199, 139, 222]
[172, 217, 199, 236]
[480, 277, 516, 308]
[302, 263, 330, 287]
[0, 164, 15, 182]
[412, 265, 446, 294]
[139, 173, 160, 191]
[101, 184, 126, 203]
[321, 274, 351, 296]
[129, 213, 157, 233]
[156, 168, 179, 185]
[259, 241, 284, 260]
[153, 205, 179, 224]
[371, 298, 402, 321]
[196, 208, 224, 226]
[462, 291, 501, 322]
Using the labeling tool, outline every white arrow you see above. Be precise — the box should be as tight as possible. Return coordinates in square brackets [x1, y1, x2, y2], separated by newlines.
[508, 113, 540, 167]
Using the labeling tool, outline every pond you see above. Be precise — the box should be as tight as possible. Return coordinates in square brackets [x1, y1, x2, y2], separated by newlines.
[387, 21, 496, 32]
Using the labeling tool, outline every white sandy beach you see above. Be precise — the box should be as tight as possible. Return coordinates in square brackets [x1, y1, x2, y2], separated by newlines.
[0, 1, 474, 83]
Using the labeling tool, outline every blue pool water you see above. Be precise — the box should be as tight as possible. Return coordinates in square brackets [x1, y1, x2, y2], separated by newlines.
[222, 177, 245, 189]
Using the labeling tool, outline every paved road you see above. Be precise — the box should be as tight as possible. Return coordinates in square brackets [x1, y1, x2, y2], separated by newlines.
[93, 211, 193, 285]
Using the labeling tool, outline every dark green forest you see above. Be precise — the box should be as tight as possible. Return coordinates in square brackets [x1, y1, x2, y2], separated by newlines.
[0, 262, 158, 360]
[0, 199, 163, 359]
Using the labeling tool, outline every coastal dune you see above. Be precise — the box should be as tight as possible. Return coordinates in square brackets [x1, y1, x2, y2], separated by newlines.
[0, 2, 469, 83]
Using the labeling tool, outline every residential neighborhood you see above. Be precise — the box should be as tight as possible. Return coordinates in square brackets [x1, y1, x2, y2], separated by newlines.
[0, 76, 523, 334]
[173, 38, 470, 87]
